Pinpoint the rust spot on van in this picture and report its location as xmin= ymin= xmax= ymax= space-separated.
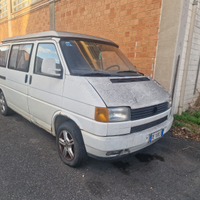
xmin=62 ymin=114 xmax=70 ymax=118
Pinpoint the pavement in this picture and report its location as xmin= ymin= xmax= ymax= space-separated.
xmin=0 ymin=112 xmax=200 ymax=200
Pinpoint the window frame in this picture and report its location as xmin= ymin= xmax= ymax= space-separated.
xmin=0 ymin=0 xmax=8 ymax=19
xmin=8 ymin=43 xmax=33 ymax=73
xmin=0 ymin=45 xmax=10 ymax=68
xmin=12 ymin=0 xmax=42 ymax=13
xmin=34 ymin=42 xmax=63 ymax=79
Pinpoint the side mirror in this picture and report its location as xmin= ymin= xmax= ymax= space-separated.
xmin=41 ymin=58 xmax=62 ymax=77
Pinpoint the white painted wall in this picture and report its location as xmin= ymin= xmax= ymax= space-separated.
xmin=183 ymin=0 xmax=200 ymax=109
xmin=174 ymin=0 xmax=200 ymax=113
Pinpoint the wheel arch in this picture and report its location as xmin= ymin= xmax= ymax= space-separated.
xmin=52 ymin=111 xmax=83 ymax=136
xmin=0 ymin=88 xmax=8 ymax=99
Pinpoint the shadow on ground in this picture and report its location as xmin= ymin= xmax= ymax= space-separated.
xmin=0 ymin=113 xmax=200 ymax=200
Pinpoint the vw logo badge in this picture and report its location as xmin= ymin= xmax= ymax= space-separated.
xmin=153 ymin=106 xmax=158 ymax=114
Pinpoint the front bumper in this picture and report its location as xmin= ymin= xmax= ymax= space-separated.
xmin=82 ymin=115 xmax=173 ymax=159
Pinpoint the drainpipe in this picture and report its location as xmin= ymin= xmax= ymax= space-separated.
xmin=178 ymin=0 xmax=198 ymax=115
xmin=49 ymin=0 xmax=55 ymax=31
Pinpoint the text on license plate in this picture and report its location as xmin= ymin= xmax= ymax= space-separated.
xmin=149 ymin=129 xmax=164 ymax=143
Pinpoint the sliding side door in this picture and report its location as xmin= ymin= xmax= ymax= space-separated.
xmin=6 ymin=43 xmax=33 ymax=120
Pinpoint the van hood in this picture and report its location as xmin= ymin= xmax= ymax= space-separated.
xmin=85 ymin=76 xmax=170 ymax=109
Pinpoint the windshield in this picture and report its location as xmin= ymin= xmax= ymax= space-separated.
xmin=60 ymin=40 xmax=140 ymax=76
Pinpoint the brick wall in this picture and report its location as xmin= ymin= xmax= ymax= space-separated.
xmin=0 ymin=0 xmax=49 ymax=40
xmin=56 ymin=0 xmax=162 ymax=76
xmin=11 ymin=6 xmax=50 ymax=37
xmin=0 ymin=22 xmax=8 ymax=41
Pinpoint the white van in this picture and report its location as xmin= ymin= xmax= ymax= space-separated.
xmin=0 ymin=31 xmax=173 ymax=167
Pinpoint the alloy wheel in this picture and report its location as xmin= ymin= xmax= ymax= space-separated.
xmin=59 ymin=130 xmax=75 ymax=161
xmin=0 ymin=94 xmax=6 ymax=113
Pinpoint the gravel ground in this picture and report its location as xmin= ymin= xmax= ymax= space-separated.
xmin=0 ymin=113 xmax=200 ymax=200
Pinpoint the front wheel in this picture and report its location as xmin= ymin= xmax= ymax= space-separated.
xmin=56 ymin=121 xmax=87 ymax=167
xmin=0 ymin=91 xmax=13 ymax=116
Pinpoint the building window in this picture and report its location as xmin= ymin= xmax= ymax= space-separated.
xmin=0 ymin=0 xmax=7 ymax=19
xmin=12 ymin=0 xmax=40 ymax=13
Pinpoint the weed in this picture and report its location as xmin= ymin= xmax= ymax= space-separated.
xmin=172 ymin=109 xmax=200 ymax=141
xmin=193 ymin=110 xmax=200 ymax=118
xmin=172 ymin=121 xmax=195 ymax=132
xmin=174 ymin=114 xmax=182 ymax=121
xmin=173 ymin=110 xmax=200 ymax=133
xmin=173 ymin=121 xmax=185 ymax=127
xmin=187 ymin=115 xmax=198 ymax=124
xmin=174 ymin=110 xmax=200 ymax=125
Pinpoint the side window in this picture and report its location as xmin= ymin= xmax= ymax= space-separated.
xmin=8 ymin=44 xmax=33 ymax=72
xmin=0 ymin=45 xmax=10 ymax=68
xmin=34 ymin=43 xmax=62 ymax=77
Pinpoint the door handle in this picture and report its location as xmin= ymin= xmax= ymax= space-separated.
xmin=29 ymin=75 xmax=32 ymax=85
xmin=25 ymin=74 xmax=28 ymax=83
xmin=0 ymin=75 xmax=6 ymax=80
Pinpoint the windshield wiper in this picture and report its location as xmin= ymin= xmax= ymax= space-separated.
xmin=117 ymin=70 xmax=144 ymax=75
xmin=81 ymin=72 xmax=111 ymax=77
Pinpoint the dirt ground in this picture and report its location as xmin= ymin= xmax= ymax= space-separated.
xmin=170 ymin=126 xmax=200 ymax=142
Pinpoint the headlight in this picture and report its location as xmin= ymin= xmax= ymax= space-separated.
xmin=168 ymin=98 xmax=172 ymax=109
xmin=95 ymin=107 xmax=131 ymax=122
xmin=108 ymin=107 xmax=131 ymax=122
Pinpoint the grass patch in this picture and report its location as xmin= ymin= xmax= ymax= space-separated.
xmin=172 ymin=121 xmax=185 ymax=128
xmin=174 ymin=110 xmax=200 ymax=126
xmin=171 ymin=109 xmax=200 ymax=142
xmin=172 ymin=121 xmax=195 ymax=132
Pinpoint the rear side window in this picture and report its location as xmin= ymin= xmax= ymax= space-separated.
xmin=34 ymin=43 xmax=62 ymax=76
xmin=8 ymin=44 xmax=33 ymax=72
xmin=0 ymin=46 xmax=10 ymax=68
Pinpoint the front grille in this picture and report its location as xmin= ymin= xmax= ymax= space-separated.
xmin=131 ymin=102 xmax=168 ymax=121
xmin=130 ymin=116 xmax=167 ymax=133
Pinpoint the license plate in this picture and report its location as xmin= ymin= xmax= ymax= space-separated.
xmin=149 ymin=129 xmax=164 ymax=143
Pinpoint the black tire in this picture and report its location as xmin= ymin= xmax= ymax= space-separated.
xmin=56 ymin=121 xmax=88 ymax=167
xmin=0 ymin=91 xmax=13 ymax=116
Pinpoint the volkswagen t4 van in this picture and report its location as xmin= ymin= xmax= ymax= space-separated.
xmin=0 ymin=31 xmax=173 ymax=167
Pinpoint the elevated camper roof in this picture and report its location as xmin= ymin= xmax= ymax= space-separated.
xmin=1 ymin=31 xmax=118 ymax=47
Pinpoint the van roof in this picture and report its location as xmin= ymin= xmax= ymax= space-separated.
xmin=2 ymin=31 xmax=118 ymax=47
